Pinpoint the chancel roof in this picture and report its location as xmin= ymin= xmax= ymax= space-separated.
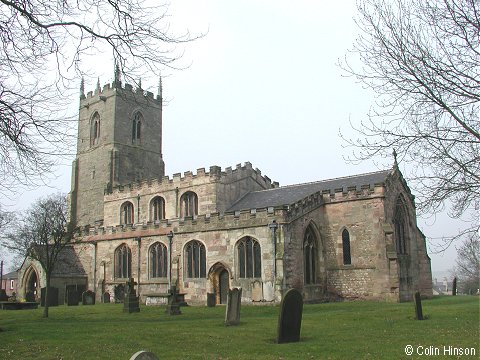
xmin=227 ymin=169 xmax=391 ymax=212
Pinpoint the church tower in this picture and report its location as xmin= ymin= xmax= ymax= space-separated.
xmin=69 ymin=69 xmax=165 ymax=228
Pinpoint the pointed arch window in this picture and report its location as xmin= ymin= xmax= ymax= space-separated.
xmin=304 ymin=226 xmax=317 ymax=284
xmin=394 ymin=198 xmax=408 ymax=255
xmin=90 ymin=112 xmax=100 ymax=146
xmin=149 ymin=242 xmax=167 ymax=278
xmin=185 ymin=240 xmax=206 ymax=278
xmin=237 ymin=236 xmax=261 ymax=278
xmin=180 ymin=191 xmax=198 ymax=217
xmin=132 ymin=112 xmax=142 ymax=144
xmin=115 ymin=244 xmax=131 ymax=279
xmin=342 ymin=229 xmax=352 ymax=265
xmin=120 ymin=201 xmax=134 ymax=225
xmin=150 ymin=196 xmax=165 ymax=222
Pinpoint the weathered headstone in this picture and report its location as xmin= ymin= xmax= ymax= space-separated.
xmin=123 ymin=278 xmax=140 ymax=313
xmin=82 ymin=290 xmax=95 ymax=305
xmin=0 ymin=289 xmax=8 ymax=301
xmin=25 ymin=291 xmax=35 ymax=302
xmin=225 ymin=288 xmax=242 ymax=326
xmin=414 ymin=291 xmax=424 ymax=320
xmin=207 ymin=292 xmax=216 ymax=307
xmin=40 ymin=287 xmax=59 ymax=307
xmin=129 ymin=351 xmax=159 ymax=360
xmin=252 ymin=280 xmax=262 ymax=302
xmin=66 ymin=289 xmax=79 ymax=306
xmin=452 ymin=277 xmax=457 ymax=296
xmin=103 ymin=291 xmax=111 ymax=303
xmin=277 ymin=288 xmax=303 ymax=343
xmin=165 ymin=285 xmax=181 ymax=315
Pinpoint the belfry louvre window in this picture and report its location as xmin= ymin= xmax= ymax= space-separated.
xmin=342 ymin=229 xmax=352 ymax=265
xmin=150 ymin=242 xmax=167 ymax=278
xmin=90 ymin=112 xmax=100 ymax=146
xmin=120 ymin=201 xmax=134 ymax=225
xmin=394 ymin=197 xmax=408 ymax=255
xmin=180 ymin=191 xmax=198 ymax=217
xmin=237 ymin=237 xmax=261 ymax=278
xmin=185 ymin=240 xmax=206 ymax=278
xmin=115 ymin=244 xmax=131 ymax=279
xmin=150 ymin=196 xmax=165 ymax=222
xmin=132 ymin=112 xmax=142 ymax=144
xmin=304 ymin=226 xmax=316 ymax=284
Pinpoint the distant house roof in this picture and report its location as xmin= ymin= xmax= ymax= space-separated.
xmin=1 ymin=271 xmax=18 ymax=279
xmin=227 ymin=169 xmax=391 ymax=212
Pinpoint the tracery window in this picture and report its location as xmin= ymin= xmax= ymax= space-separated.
xmin=115 ymin=244 xmax=131 ymax=279
xmin=180 ymin=191 xmax=198 ymax=217
xmin=149 ymin=242 xmax=167 ymax=278
xmin=150 ymin=196 xmax=165 ymax=222
xmin=342 ymin=229 xmax=352 ymax=265
xmin=120 ymin=201 xmax=134 ymax=225
xmin=394 ymin=197 xmax=408 ymax=255
xmin=304 ymin=226 xmax=317 ymax=284
xmin=132 ymin=112 xmax=142 ymax=144
xmin=90 ymin=112 xmax=100 ymax=146
xmin=237 ymin=236 xmax=261 ymax=278
xmin=185 ymin=240 xmax=206 ymax=278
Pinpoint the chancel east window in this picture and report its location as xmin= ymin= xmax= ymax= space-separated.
xmin=132 ymin=112 xmax=142 ymax=144
xmin=115 ymin=244 xmax=131 ymax=279
xmin=120 ymin=201 xmax=134 ymax=225
xmin=149 ymin=242 xmax=167 ymax=278
xmin=304 ymin=226 xmax=317 ymax=284
xmin=237 ymin=237 xmax=261 ymax=278
xmin=342 ymin=229 xmax=352 ymax=265
xmin=90 ymin=112 xmax=100 ymax=146
xmin=150 ymin=196 xmax=165 ymax=222
xmin=180 ymin=191 xmax=198 ymax=217
xmin=185 ymin=240 xmax=206 ymax=278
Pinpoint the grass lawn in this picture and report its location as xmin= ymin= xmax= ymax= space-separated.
xmin=0 ymin=296 xmax=478 ymax=359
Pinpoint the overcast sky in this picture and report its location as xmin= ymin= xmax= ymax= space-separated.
xmin=4 ymin=1 xmax=462 ymax=275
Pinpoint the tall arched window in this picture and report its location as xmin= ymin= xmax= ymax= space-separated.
xmin=120 ymin=201 xmax=134 ymax=225
xmin=237 ymin=236 xmax=261 ymax=278
xmin=304 ymin=226 xmax=317 ymax=284
xmin=150 ymin=196 xmax=165 ymax=222
xmin=394 ymin=197 xmax=408 ymax=255
xmin=132 ymin=112 xmax=142 ymax=144
xmin=185 ymin=240 xmax=206 ymax=278
xmin=149 ymin=242 xmax=167 ymax=278
xmin=342 ymin=229 xmax=352 ymax=265
xmin=90 ymin=112 xmax=100 ymax=146
xmin=180 ymin=191 xmax=198 ymax=217
xmin=115 ymin=244 xmax=131 ymax=279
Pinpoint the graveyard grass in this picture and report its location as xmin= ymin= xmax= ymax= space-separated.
xmin=0 ymin=296 xmax=478 ymax=359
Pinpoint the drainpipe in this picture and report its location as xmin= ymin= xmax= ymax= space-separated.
xmin=175 ymin=187 xmax=179 ymax=217
xmin=93 ymin=242 xmax=97 ymax=295
xmin=268 ymin=220 xmax=278 ymax=284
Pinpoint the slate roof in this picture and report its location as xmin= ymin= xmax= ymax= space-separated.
xmin=227 ymin=169 xmax=391 ymax=212
xmin=1 ymin=271 xmax=17 ymax=279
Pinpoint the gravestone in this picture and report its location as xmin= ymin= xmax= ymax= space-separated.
xmin=123 ymin=278 xmax=140 ymax=313
xmin=129 ymin=351 xmax=159 ymax=360
xmin=40 ymin=287 xmax=59 ymax=307
xmin=165 ymin=285 xmax=181 ymax=315
xmin=0 ymin=289 xmax=8 ymax=301
xmin=225 ymin=288 xmax=242 ymax=326
xmin=414 ymin=291 xmax=424 ymax=320
xmin=66 ymin=289 xmax=79 ymax=306
xmin=103 ymin=291 xmax=111 ymax=303
xmin=252 ymin=280 xmax=262 ymax=302
xmin=25 ymin=291 xmax=35 ymax=302
xmin=452 ymin=277 xmax=457 ymax=296
xmin=207 ymin=292 xmax=216 ymax=307
xmin=82 ymin=290 xmax=95 ymax=305
xmin=277 ymin=288 xmax=303 ymax=344
xmin=114 ymin=284 xmax=125 ymax=303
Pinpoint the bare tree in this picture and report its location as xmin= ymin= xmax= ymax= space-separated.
xmin=4 ymin=193 xmax=72 ymax=317
xmin=0 ymin=0 xmax=197 ymax=197
xmin=454 ymin=232 xmax=480 ymax=294
xmin=340 ymin=0 xmax=479 ymax=241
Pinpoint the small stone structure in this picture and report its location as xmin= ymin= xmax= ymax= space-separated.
xmin=82 ymin=290 xmax=95 ymax=305
xmin=41 ymin=287 xmax=59 ymax=307
xmin=277 ymin=288 xmax=303 ymax=343
xmin=225 ymin=288 xmax=242 ymax=326
xmin=102 ymin=291 xmax=111 ymax=303
xmin=66 ymin=289 xmax=79 ymax=306
xmin=129 ymin=351 xmax=159 ymax=360
xmin=123 ymin=278 xmax=140 ymax=313
xmin=414 ymin=291 xmax=424 ymax=320
xmin=165 ymin=285 xmax=181 ymax=315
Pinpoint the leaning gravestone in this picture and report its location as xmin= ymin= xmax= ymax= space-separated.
xmin=452 ymin=277 xmax=457 ymax=296
xmin=66 ymin=289 xmax=79 ymax=306
xmin=129 ymin=351 xmax=159 ymax=360
xmin=207 ymin=292 xmax=216 ymax=307
xmin=40 ymin=287 xmax=59 ymax=307
xmin=225 ymin=288 xmax=242 ymax=326
xmin=103 ymin=291 xmax=111 ymax=303
xmin=277 ymin=288 xmax=303 ymax=343
xmin=414 ymin=291 xmax=424 ymax=320
xmin=82 ymin=290 xmax=95 ymax=305
xmin=123 ymin=278 xmax=140 ymax=313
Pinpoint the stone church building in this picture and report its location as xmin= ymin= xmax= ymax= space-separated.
xmin=17 ymin=74 xmax=433 ymax=305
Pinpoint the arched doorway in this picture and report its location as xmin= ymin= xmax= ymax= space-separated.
xmin=24 ymin=267 xmax=39 ymax=300
xmin=208 ymin=263 xmax=230 ymax=305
